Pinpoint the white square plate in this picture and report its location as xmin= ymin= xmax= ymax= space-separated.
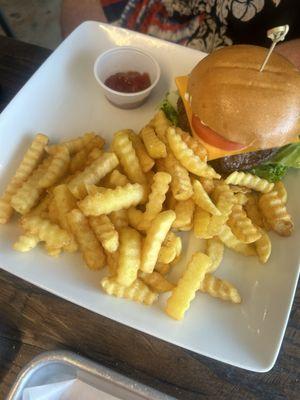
xmin=0 ymin=22 xmax=299 ymax=372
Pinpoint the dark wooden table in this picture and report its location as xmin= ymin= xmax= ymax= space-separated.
xmin=0 ymin=36 xmax=299 ymax=400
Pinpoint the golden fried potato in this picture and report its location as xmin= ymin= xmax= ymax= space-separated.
xmin=67 ymin=209 xmax=105 ymax=269
xmin=52 ymin=184 xmax=78 ymax=252
xmin=128 ymin=131 xmax=155 ymax=172
xmin=106 ymin=250 xmax=119 ymax=277
xmin=47 ymin=132 xmax=95 ymax=155
xmin=198 ymin=177 xmax=215 ymax=195
xmin=110 ymin=209 xmax=128 ymax=231
xmin=141 ymin=210 xmax=176 ymax=273
xmin=89 ymin=215 xmax=119 ymax=253
xmin=258 ymin=189 xmax=293 ymax=236
xmin=225 ymin=171 xmax=274 ymax=193
xmin=78 ymin=183 xmax=145 ymax=216
xmin=141 ymin=126 xmax=167 ymax=159
xmin=127 ymin=207 xmax=143 ymax=230
xmin=206 ymin=237 xmax=224 ymax=273
xmin=166 ymin=252 xmax=212 ymax=320
xmin=150 ymin=110 xmax=170 ymax=144
xmin=154 ymin=262 xmax=170 ymax=275
xmin=218 ymin=225 xmax=256 ymax=256
xmin=21 ymin=215 xmax=71 ymax=249
xmin=68 ymin=152 xmax=119 ymax=199
xmin=0 ymin=134 xmax=48 ymax=223
xmin=244 ymin=193 xmax=264 ymax=228
xmin=69 ymin=148 xmax=88 ymax=173
xmin=274 ymin=181 xmax=287 ymax=204
xmin=105 ymin=169 xmax=129 ymax=188
xmin=167 ymin=127 xmax=219 ymax=179
xmin=193 ymin=207 xmax=211 ymax=239
xmin=255 ymin=228 xmax=271 ymax=264
xmin=177 ymin=128 xmax=207 ymax=161
xmin=157 ymin=245 xmax=176 ymax=264
xmin=192 ymin=179 xmax=221 ymax=215
xmin=11 ymin=157 xmax=51 ymax=215
xmin=112 ymin=129 xmax=146 ymax=184
xmin=116 ymin=227 xmax=142 ymax=286
xmin=13 ymin=234 xmax=40 ymax=252
xmin=164 ymin=152 xmax=193 ymax=201
xmin=200 ymin=274 xmax=241 ymax=304
xmin=138 ymin=172 xmax=171 ymax=230
xmin=227 ymin=204 xmax=262 ymax=243
xmin=172 ymin=198 xmax=195 ymax=230
xmin=101 ymin=277 xmax=157 ymax=305
xmin=38 ymin=146 xmax=70 ymax=188
xmin=139 ymin=271 xmax=174 ymax=293
xmin=86 ymin=147 xmax=103 ymax=165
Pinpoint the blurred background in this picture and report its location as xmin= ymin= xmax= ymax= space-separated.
xmin=0 ymin=0 xmax=61 ymax=49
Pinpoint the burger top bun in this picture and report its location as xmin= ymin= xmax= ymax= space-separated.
xmin=188 ymin=45 xmax=300 ymax=149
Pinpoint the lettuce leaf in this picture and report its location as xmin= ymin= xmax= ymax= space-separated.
xmin=250 ymin=142 xmax=300 ymax=182
xmin=160 ymin=92 xmax=179 ymax=126
xmin=250 ymin=164 xmax=288 ymax=182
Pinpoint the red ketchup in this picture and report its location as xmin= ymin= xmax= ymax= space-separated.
xmin=105 ymin=71 xmax=151 ymax=93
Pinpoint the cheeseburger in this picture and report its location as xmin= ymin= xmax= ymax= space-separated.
xmin=170 ymin=45 xmax=300 ymax=180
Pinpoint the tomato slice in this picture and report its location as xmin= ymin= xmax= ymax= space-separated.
xmin=192 ymin=115 xmax=247 ymax=151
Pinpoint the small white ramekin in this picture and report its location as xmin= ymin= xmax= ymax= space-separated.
xmin=94 ymin=46 xmax=160 ymax=109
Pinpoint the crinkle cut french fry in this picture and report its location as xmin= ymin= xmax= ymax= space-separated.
xmin=38 ymin=146 xmax=70 ymax=188
xmin=128 ymin=131 xmax=155 ymax=172
xmin=138 ymin=172 xmax=171 ymax=230
xmin=192 ymin=179 xmax=221 ymax=215
xmin=44 ymin=244 xmax=62 ymax=257
xmin=193 ymin=207 xmax=211 ymax=239
xmin=255 ymin=228 xmax=271 ymax=264
xmin=139 ymin=271 xmax=174 ymax=293
xmin=105 ymin=170 xmax=129 ymax=188
xmin=227 ymin=204 xmax=262 ymax=244
xmin=164 ymin=152 xmax=193 ymax=201
xmin=106 ymin=250 xmax=119 ymax=277
xmin=141 ymin=126 xmax=167 ymax=159
xmin=234 ymin=192 xmax=248 ymax=205
xmin=84 ymin=135 xmax=105 ymax=153
xmin=47 ymin=132 xmax=96 ymax=155
xmin=89 ymin=215 xmax=119 ymax=253
xmin=78 ymin=183 xmax=145 ymax=216
xmin=141 ymin=210 xmax=176 ymax=273
xmin=244 ymin=193 xmax=264 ymax=228
xmin=112 ymin=130 xmax=146 ymax=184
xmin=101 ymin=277 xmax=157 ymax=305
xmin=150 ymin=110 xmax=170 ymax=144
xmin=11 ymin=157 xmax=51 ymax=215
xmin=52 ymin=184 xmax=78 ymax=252
xmin=68 ymin=152 xmax=119 ymax=199
xmin=47 ymin=198 xmax=60 ymax=224
xmin=0 ymin=133 xmax=48 ymax=224
xmin=27 ymin=193 xmax=52 ymax=218
xmin=218 ymin=225 xmax=256 ymax=256
xmin=206 ymin=237 xmax=224 ymax=273
xmin=274 ymin=181 xmax=287 ymax=204
xmin=164 ymin=231 xmax=182 ymax=257
xmin=258 ymin=189 xmax=293 ymax=236
xmin=172 ymin=199 xmax=195 ymax=230
xmin=207 ymin=183 xmax=236 ymax=236
xmin=127 ymin=207 xmax=143 ymax=230
xmin=177 ymin=128 xmax=207 ymax=161
xmin=21 ymin=215 xmax=71 ymax=249
xmin=158 ymin=245 xmax=176 ymax=263
xmin=200 ymin=274 xmax=241 ymax=304
xmin=225 ymin=171 xmax=274 ymax=193
xmin=69 ymin=148 xmax=87 ymax=173
xmin=110 ymin=209 xmax=128 ymax=231
xmin=13 ymin=234 xmax=40 ymax=252
xmin=86 ymin=147 xmax=103 ymax=165
xmin=116 ymin=227 xmax=142 ymax=286
xmin=166 ymin=252 xmax=212 ymax=320
xmin=67 ymin=209 xmax=105 ymax=270
xmin=154 ymin=262 xmax=170 ymax=275
xmin=199 ymin=177 xmax=215 ymax=194
xmin=167 ymin=127 xmax=220 ymax=179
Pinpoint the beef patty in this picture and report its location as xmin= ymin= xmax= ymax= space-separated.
xmin=177 ymin=97 xmax=277 ymax=175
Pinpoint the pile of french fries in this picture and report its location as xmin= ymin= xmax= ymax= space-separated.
xmin=0 ymin=110 xmax=294 ymax=320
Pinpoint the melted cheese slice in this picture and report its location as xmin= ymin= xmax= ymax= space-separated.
xmin=175 ymin=76 xmax=299 ymax=161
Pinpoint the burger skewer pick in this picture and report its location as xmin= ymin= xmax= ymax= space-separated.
xmin=259 ymin=25 xmax=289 ymax=72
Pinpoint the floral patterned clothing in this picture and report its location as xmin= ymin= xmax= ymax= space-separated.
xmin=102 ymin=0 xmax=300 ymax=52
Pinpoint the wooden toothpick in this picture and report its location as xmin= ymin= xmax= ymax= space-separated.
xmin=259 ymin=25 xmax=289 ymax=72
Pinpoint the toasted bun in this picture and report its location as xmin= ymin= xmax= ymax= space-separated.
xmin=188 ymin=45 xmax=300 ymax=149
